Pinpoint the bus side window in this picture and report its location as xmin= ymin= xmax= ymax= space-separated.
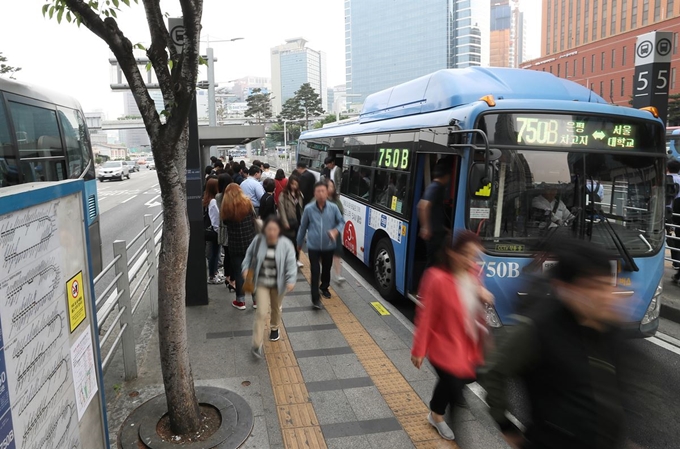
xmin=8 ymin=101 xmax=66 ymax=183
xmin=0 ymin=100 xmax=19 ymax=187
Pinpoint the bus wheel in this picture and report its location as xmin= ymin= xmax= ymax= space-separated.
xmin=373 ymin=238 xmax=396 ymax=300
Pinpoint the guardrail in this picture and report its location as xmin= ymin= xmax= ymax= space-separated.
xmin=93 ymin=212 xmax=162 ymax=380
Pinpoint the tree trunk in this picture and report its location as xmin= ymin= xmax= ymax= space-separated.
xmin=154 ymin=128 xmax=201 ymax=435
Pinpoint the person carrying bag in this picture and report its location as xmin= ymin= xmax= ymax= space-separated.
xmin=242 ymin=217 xmax=297 ymax=359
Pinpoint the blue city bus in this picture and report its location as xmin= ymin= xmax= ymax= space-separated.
xmin=0 ymin=77 xmax=103 ymax=274
xmin=299 ymin=67 xmax=666 ymax=336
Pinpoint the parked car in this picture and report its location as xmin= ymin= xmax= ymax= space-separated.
xmin=126 ymin=161 xmax=138 ymax=173
xmin=98 ymin=161 xmax=130 ymax=181
xmin=147 ymin=158 xmax=156 ymax=170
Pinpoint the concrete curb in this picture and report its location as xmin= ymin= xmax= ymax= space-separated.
xmin=661 ymin=302 xmax=680 ymax=324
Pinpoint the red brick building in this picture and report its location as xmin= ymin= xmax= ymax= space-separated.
xmin=522 ymin=10 xmax=680 ymax=107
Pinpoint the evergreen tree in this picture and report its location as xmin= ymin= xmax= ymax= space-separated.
xmin=244 ymin=88 xmax=272 ymax=123
xmin=295 ymin=83 xmax=324 ymax=129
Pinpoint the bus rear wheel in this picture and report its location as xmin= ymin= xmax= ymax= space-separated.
xmin=373 ymin=238 xmax=396 ymax=300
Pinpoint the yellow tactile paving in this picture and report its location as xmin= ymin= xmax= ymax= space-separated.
xmin=263 ymin=306 xmax=327 ymax=449
xmin=282 ymin=427 xmax=328 ymax=449
xmin=298 ymin=253 xmax=458 ymax=448
xmin=277 ymin=403 xmax=319 ymax=428
xmin=273 ymin=383 xmax=311 ymax=405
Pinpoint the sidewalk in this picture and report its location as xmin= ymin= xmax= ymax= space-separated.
xmin=106 ymin=254 xmax=510 ymax=449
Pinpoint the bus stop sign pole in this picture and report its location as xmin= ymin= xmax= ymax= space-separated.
xmin=632 ymin=31 xmax=673 ymax=125
xmin=169 ymin=17 xmax=209 ymax=306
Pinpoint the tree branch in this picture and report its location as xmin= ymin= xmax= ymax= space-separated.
xmin=141 ymin=0 xmax=175 ymax=110
xmin=62 ymin=0 xmax=161 ymax=137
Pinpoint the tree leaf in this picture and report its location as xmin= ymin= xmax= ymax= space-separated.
xmin=112 ymin=0 xmax=119 ymax=7
xmin=145 ymin=61 xmax=152 ymax=72
xmin=103 ymin=9 xmax=109 ymax=17
xmin=168 ymin=59 xmax=174 ymax=70
xmin=134 ymin=43 xmax=146 ymax=51
xmin=66 ymin=11 xmax=72 ymax=22
xmin=49 ymin=5 xmax=55 ymax=19
xmin=198 ymin=56 xmax=207 ymax=66
xmin=110 ymin=8 xmax=117 ymax=18
xmin=57 ymin=8 xmax=64 ymax=23
xmin=122 ymin=0 xmax=130 ymax=5
xmin=42 ymin=4 xmax=49 ymax=17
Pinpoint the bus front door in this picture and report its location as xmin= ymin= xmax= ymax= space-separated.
xmin=407 ymin=153 xmax=459 ymax=300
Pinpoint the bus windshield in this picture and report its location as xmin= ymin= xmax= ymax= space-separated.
xmin=470 ymin=149 xmax=665 ymax=256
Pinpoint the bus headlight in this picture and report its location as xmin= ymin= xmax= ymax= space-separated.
xmin=485 ymin=304 xmax=502 ymax=328
xmin=641 ymin=283 xmax=662 ymax=325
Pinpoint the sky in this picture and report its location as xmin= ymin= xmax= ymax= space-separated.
xmin=0 ymin=0 xmax=542 ymax=118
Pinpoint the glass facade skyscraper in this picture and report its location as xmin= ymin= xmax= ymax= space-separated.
xmin=271 ymin=38 xmax=327 ymax=115
xmin=345 ymin=0 xmax=489 ymax=107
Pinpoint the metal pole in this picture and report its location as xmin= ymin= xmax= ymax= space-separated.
xmin=207 ymin=47 xmax=216 ymax=127
xmin=143 ymin=214 xmax=158 ymax=319
xmin=113 ymin=240 xmax=138 ymax=380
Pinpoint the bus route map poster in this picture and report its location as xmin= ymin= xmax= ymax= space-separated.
xmin=0 ymin=198 xmax=83 ymax=449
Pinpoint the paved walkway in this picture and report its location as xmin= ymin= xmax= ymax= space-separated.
xmin=106 ymin=253 xmax=510 ymax=448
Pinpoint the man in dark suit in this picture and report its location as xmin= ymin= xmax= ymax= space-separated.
xmin=296 ymin=162 xmax=317 ymax=207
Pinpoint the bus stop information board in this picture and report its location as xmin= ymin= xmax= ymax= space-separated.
xmin=633 ymin=31 xmax=673 ymax=124
xmin=0 ymin=181 xmax=107 ymax=448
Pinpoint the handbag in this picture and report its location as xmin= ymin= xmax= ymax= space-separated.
xmin=242 ymin=235 xmax=262 ymax=294
xmin=252 ymin=208 xmax=263 ymax=233
xmin=204 ymin=208 xmax=218 ymax=242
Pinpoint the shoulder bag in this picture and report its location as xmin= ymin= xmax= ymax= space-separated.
xmin=242 ymin=234 xmax=262 ymax=294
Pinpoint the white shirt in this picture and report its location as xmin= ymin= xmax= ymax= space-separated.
xmin=532 ymin=195 xmax=573 ymax=226
xmin=208 ymin=198 xmax=220 ymax=231
xmin=260 ymin=170 xmax=275 ymax=181
xmin=586 ymin=180 xmax=605 ymax=200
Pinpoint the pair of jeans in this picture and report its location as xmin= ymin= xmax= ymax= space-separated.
xmin=208 ymin=240 xmax=221 ymax=278
xmin=252 ymin=286 xmax=285 ymax=348
xmin=308 ymin=250 xmax=334 ymax=304
xmin=429 ymin=363 xmax=466 ymax=417
xmin=230 ymin=253 xmax=246 ymax=299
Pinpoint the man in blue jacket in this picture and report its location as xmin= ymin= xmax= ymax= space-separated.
xmin=297 ymin=181 xmax=345 ymax=308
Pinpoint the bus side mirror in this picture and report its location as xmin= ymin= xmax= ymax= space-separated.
xmin=469 ymin=163 xmax=493 ymax=199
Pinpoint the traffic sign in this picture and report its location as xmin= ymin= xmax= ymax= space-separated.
xmin=168 ymin=17 xmax=185 ymax=54
xmin=633 ymin=31 xmax=674 ymax=124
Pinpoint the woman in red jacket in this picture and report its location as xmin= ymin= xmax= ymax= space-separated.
xmin=274 ymin=169 xmax=288 ymax=205
xmin=411 ymin=230 xmax=493 ymax=441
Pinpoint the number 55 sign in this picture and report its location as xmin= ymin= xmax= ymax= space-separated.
xmin=633 ymin=31 xmax=673 ymax=124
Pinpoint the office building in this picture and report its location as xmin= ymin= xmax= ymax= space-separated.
xmin=522 ymin=13 xmax=680 ymax=107
xmin=345 ymin=0 xmax=489 ymax=108
xmin=271 ymin=38 xmax=327 ymax=115
xmin=231 ymin=76 xmax=271 ymax=102
xmin=119 ymin=90 xmax=164 ymax=149
xmin=541 ymin=0 xmax=680 ymax=56
xmin=490 ymin=0 xmax=526 ymax=67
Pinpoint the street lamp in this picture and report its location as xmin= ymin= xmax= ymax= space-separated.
xmin=200 ymin=36 xmax=245 ymax=126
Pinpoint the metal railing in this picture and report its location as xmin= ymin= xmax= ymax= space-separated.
xmin=93 ymin=212 xmax=162 ymax=380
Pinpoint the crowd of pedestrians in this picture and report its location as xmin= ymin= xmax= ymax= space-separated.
xmin=203 ymin=154 xmax=632 ymax=448
xmin=202 ymin=156 xmax=346 ymax=356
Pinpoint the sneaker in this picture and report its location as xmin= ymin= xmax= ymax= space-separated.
xmin=334 ymin=276 xmax=346 ymax=285
xmin=312 ymin=300 xmax=324 ymax=310
xmin=427 ymin=412 xmax=455 ymax=441
xmin=252 ymin=345 xmax=263 ymax=359
xmin=253 ymin=299 xmax=258 ymax=309
xmin=269 ymin=329 xmax=280 ymax=341
xmin=320 ymin=289 xmax=332 ymax=299
xmin=208 ymin=277 xmax=221 ymax=284
xmin=232 ymin=300 xmax=246 ymax=310
xmin=297 ymin=261 xmax=304 ymax=268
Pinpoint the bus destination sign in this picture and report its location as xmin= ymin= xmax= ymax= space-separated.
xmin=377 ymin=148 xmax=410 ymax=170
xmin=515 ymin=116 xmax=638 ymax=149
